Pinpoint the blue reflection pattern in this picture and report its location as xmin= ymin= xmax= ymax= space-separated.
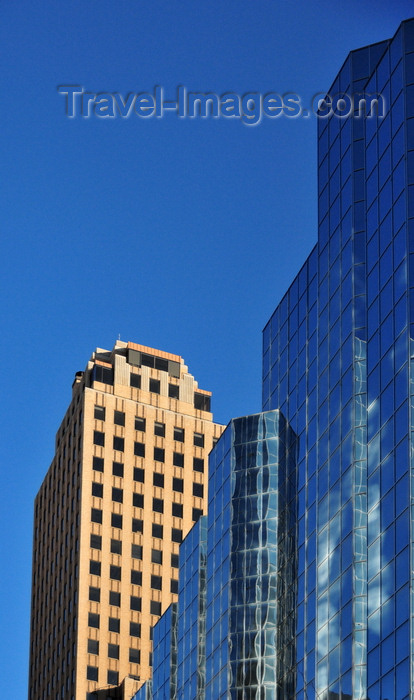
xmin=205 ymin=411 xmax=297 ymax=699
xmin=133 ymin=410 xmax=297 ymax=700
xmin=262 ymin=17 xmax=414 ymax=700
xmin=133 ymin=680 xmax=152 ymax=700
xmin=176 ymin=517 xmax=207 ymax=699
xmin=153 ymin=604 xmax=177 ymax=700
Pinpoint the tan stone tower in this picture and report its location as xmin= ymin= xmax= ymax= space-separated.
xmin=28 ymin=340 xmax=224 ymax=700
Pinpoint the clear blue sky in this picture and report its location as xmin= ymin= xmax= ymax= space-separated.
xmin=0 ymin=1 xmax=412 ymax=695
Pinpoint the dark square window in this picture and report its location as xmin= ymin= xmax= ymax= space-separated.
xmin=92 ymin=456 xmax=104 ymax=472
xmin=90 ymin=534 xmax=102 ymax=550
xmin=134 ymin=441 xmax=145 ymax=457
xmin=134 ymin=467 xmax=144 ymax=483
xmin=154 ymin=447 xmax=165 ymax=462
xmin=110 ymin=565 xmax=121 ymax=581
xmin=131 ymin=570 xmax=142 ymax=585
xmin=153 ymin=472 xmax=164 ymax=487
xmin=112 ymin=487 xmax=123 ymax=503
xmin=152 ymin=523 xmax=163 ymax=539
xmin=149 ymin=379 xmax=160 ymax=394
xmin=112 ymin=461 xmax=124 ymax=477
xmin=168 ymin=384 xmax=179 ymax=399
xmin=193 ymin=458 xmax=204 ymax=473
xmin=91 ymin=508 xmax=102 ymax=524
xmin=150 ymin=600 xmax=161 ymax=616
xmin=170 ymin=579 xmax=178 ymax=594
xmin=154 ymin=422 xmax=165 ymax=437
xmin=93 ymin=365 xmax=114 ymax=386
xmin=111 ymin=513 xmax=123 ymax=529
xmin=151 ymin=548 xmax=163 ymax=564
xmin=171 ymin=553 xmax=179 ymax=568
xmin=107 ymin=670 xmax=118 ymax=686
xmin=135 ymin=416 xmax=146 ymax=432
xmin=132 ymin=493 xmax=144 ymax=508
xmin=108 ymin=618 xmax=120 ymax=633
xmin=132 ymin=518 xmax=143 ymax=533
xmin=173 ymin=452 xmax=184 ymax=468
xmin=130 ymin=622 xmax=141 ymax=638
xmin=172 ymin=528 xmax=183 ymax=543
xmin=110 ymin=539 xmax=122 ymax=555
xmin=87 ymin=665 xmax=98 ymax=681
xmin=94 ymin=406 xmax=105 ymax=420
xmin=133 ymin=493 xmax=144 ymax=508
xmin=194 ymin=393 xmax=210 ymax=412
xmin=173 ymin=477 xmax=183 ymax=493
xmin=152 ymin=497 xmax=164 ymax=513
xmin=114 ymin=410 xmax=125 ymax=426
xmin=193 ymin=432 xmax=204 ymax=447
xmin=213 ymin=436 xmax=219 ymax=447
xmin=89 ymin=586 xmax=100 ymax=602
xmin=131 ymin=544 xmax=143 ymax=559
xmin=88 ymin=613 xmax=100 ymax=629
xmin=130 ymin=595 xmax=142 ymax=611
xmin=93 ymin=431 xmax=105 ymax=447
xmin=87 ymin=639 xmax=99 ymax=655
xmin=151 ymin=575 xmax=162 ymax=590
xmin=109 ymin=591 xmax=121 ymax=607
xmin=155 ymin=357 xmax=168 ymax=371
xmin=129 ymin=648 xmax=140 ymax=664
xmin=172 ymin=503 xmax=183 ymax=518
xmin=174 ymin=427 xmax=184 ymax=442
xmin=108 ymin=643 xmax=119 ymax=659
xmin=92 ymin=482 xmax=103 ymax=498
xmin=89 ymin=560 xmax=101 ymax=576
xmin=130 ymin=373 xmax=141 ymax=389
xmin=141 ymin=353 xmax=154 ymax=368
xmin=173 ymin=427 xmax=185 ymax=442
xmin=193 ymin=483 xmax=204 ymax=498
xmin=113 ymin=436 xmax=124 ymax=452
xmin=193 ymin=507 xmax=203 ymax=522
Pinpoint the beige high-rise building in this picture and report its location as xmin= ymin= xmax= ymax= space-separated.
xmin=29 ymin=340 xmax=224 ymax=700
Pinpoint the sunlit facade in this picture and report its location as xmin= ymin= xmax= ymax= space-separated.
xmin=28 ymin=340 xmax=224 ymax=700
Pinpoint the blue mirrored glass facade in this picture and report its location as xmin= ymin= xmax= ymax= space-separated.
xmin=262 ymin=17 xmax=414 ymax=700
xmin=151 ymin=604 xmax=177 ymax=700
xmin=134 ymin=604 xmax=177 ymax=700
xmin=135 ymin=18 xmax=414 ymax=700
xmin=133 ymin=680 xmax=152 ymax=700
xmin=206 ymin=411 xmax=297 ymax=699
xmin=134 ymin=410 xmax=296 ymax=700
xmin=176 ymin=516 xmax=207 ymax=699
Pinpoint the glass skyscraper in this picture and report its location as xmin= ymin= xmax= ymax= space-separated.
xmin=205 ymin=411 xmax=297 ymax=699
xmin=135 ymin=410 xmax=297 ymax=700
xmin=263 ymin=17 xmax=414 ymax=700
xmin=134 ymin=17 xmax=414 ymax=700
